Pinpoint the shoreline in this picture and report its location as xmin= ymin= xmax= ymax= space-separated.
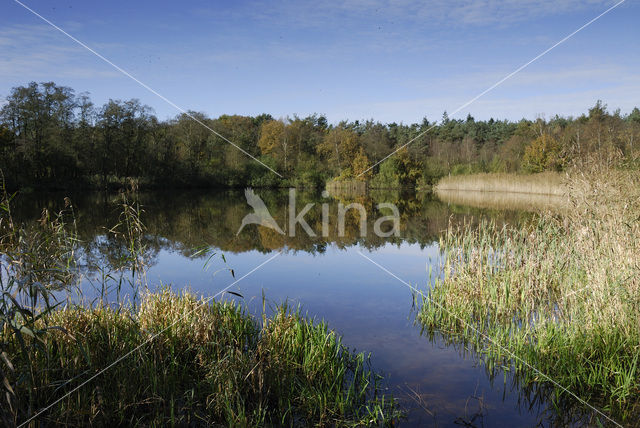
xmin=433 ymin=172 xmax=566 ymax=196
xmin=434 ymin=187 xmax=568 ymax=212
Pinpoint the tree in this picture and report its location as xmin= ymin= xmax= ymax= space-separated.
xmin=74 ymin=93 xmax=96 ymax=175
xmin=351 ymin=148 xmax=371 ymax=180
xmin=317 ymin=126 xmax=361 ymax=176
xmin=97 ymin=99 xmax=154 ymax=180
xmin=623 ymin=108 xmax=640 ymax=155
xmin=214 ymin=115 xmax=261 ymax=179
xmin=0 ymin=82 xmax=77 ymax=182
xmin=587 ymin=100 xmax=607 ymax=153
xmin=258 ymin=119 xmax=291 ymax=172
xmin=171 ymin=111 xmax=212 ymax=176
xmin=522 ymin=134 xmax=563 ymax=173
xmin=360 ymin=121 xmax=392 ymax=165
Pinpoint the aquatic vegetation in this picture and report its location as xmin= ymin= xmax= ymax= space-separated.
xmin=434 ymin=171 xmax=566 ymax=195
xmin=434 ymin=187 xmax=568 ymax=212
xmin=420 ymin=165 xmax=640 ymax=425
xmin=3 ymin=289 xmax=399 ymax=426
xmin=0 ymin=186 xmax=400 ymax=426
xmin=0 ymin=178 xmax=80 ymax=426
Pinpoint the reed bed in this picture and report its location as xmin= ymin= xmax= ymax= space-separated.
xmin=420 ymin=165 xmax=640 ymax=425
xmin=0 ymin=185 xmax=399 ymax=426
xmin=435 ymin=188 xmax=568 ymax=212
xmin=3 ymin=289 xmax=399 ymax=426
xmin=434 ymin=172 xmax=566 ymax=195
xmin=325 ymin=179 xmax=368 ymax=198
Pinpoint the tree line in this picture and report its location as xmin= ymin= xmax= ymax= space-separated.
xmin=1 ymin=81 xmax=639 ymax=190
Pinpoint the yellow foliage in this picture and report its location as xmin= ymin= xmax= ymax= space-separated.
xmin=522 ymin=134 xmax=562 ymax=173
xmin=258 ymin=120 xmax=285 ymax=156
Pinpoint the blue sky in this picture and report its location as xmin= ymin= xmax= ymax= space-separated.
xmin=1 ymin=0 xmax=638 ymax=123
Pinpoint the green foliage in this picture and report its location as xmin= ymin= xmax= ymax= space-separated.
xmin=292 ymin=156 xmax=327 ymax=189
xmin=370 ymin=158 xmax=401 ymax=189
xmin=1 ymin=81 xmax=639 ymax=190
xmin=0 ymin=189 xmax=401 ymax=425
xmin=450 ymin=163 xmax=482 ymax=176
xmin=0 ymin=179 xmax=79 ymax=425
xmin=3 ymin=290 xmax=400 ymax=426
xmin=420 ymin=157 xmax=448 ymax=186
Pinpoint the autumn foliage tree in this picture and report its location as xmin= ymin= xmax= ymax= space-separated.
xmin=258 ymin=120 xmax=291 ymax=172
xmin=1 ymin=82 xmax=639 ymax=190
xmin=522 ymin=134 xmax=563 ymax=173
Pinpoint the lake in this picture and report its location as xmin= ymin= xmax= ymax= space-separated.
xmin=12 ymin=188 xmax=582 ymax=427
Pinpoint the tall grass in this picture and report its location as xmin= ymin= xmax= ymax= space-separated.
xmin=5 ymin=289 xmax=400 ymax=426
xmin=1 ymin=186 xmax=400 ymax=426
xmin=434 ymin=171 xmax=565 ymax=195
xmin=0 ymin=177 xmax=80 ymax=425
xmin=326 ymin=179 xmax=368 ymax=198
xmin=435 ymin=188 xmax=568 ymax=212
xmin=95 ymin=193 xmax=148 ymax=306
xmin=420 ymin=163 xmax=640 ymax=425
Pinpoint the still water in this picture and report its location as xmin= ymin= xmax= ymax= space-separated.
xmin=13 ymin=189 xmax=576 ymax=427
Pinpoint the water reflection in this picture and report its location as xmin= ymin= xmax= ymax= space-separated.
xmin=12 ymin=188 xmax=530 ymax=257
xmin=418 ymin=325 xmax=599 ymax=427
xmin=12 ymin=189 xmax=575 ymax=427
xmin=435 ymin=188 xmax=568 ymax=212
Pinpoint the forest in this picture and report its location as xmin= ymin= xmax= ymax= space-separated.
xmin=1 ymin=81 xmax=639 ymax=190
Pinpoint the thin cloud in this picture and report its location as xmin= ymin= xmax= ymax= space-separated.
xmin=224 ymin=0 xmax=618 ymax=29
xmin=0 ymin=22 xmax=121 ymax=82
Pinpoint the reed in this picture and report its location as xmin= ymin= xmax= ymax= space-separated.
xmin=435 ymin=188 xmax=568 ymax=212
xmin=0 ymin=175 xmax=81 ymax=426
xmin=3 ymin=289 xmax=399 ymax=426
xmin=325 ymin=178 xmax=368 ymax=198
xmin=1 ymin=185 xmax=400 ymax=426
xmin=434 ymin=171 xmax=566 ymax=195
xmin=420 ymin=164 xmax=640 ymax=424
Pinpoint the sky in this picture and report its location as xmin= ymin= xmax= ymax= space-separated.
xmin=1 ymin=0 xmax=639 ymax=124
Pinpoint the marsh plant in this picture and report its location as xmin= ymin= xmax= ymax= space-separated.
xmin=420 ymin=160 xmax=640 ymax=425
xmin=0 ymin=180 xmax=79 ymax=425
xmin=86 ymin=193 xmax=149 ymax=306
xmin=0 ymin=185 xmax=400 ymax=426
xmin=3 ymin=288 xmax=401 ymax=426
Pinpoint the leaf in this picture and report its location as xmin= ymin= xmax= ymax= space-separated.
xmin=190 ymin=245 xmax=213 ymax=259
xmin=34 ymin=300 xmax=64 ymax=322
xmin=225 ymin=291 xmax=243 ymax=298
xmin=2 ymin=377 xmax=14 ymax=396
xmin=5 ymin=391 xmax=13 ymax=412
xmin=76 ymin=341 xmax=91 ymax=365
xmin=45 ymin=325 xmax=73 ymax=339
xmin=3 ymin=292 xmax=34 ymax=318
xmin=0 ymin=353 xmax=13 ymax=372
xmin=10 ymin=320 xmax=35 ymax=338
